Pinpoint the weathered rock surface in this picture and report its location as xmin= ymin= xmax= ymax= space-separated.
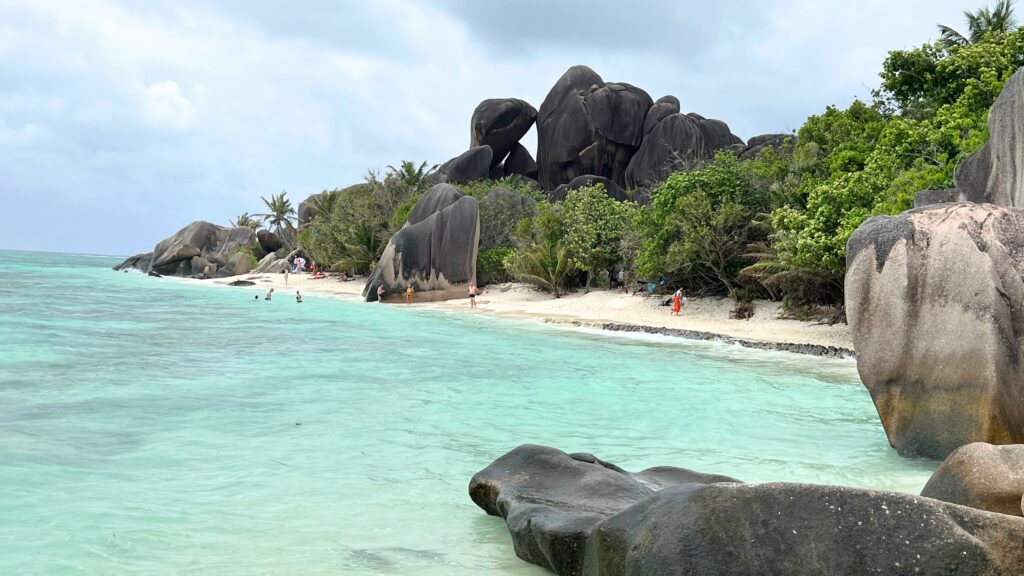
xmin=470 ymin=98 xmax=537 ymax=169
xmin=956 ymin=67 xmax=1024 ymax=206
xmin=550 ymin=175 xmax=628 ymax=203
xmin=624 ymin=113 xmax=707 ymax=189
xmin=469 ymin=445 xmax=739 ymax=575
xmin=504 ymin=142 xmax=539 ymax=179
xmin=257 ymin=229 xmax=283 ymax=255
xmin=112 ymin=252 xmax=152 ymax=272
xmin=363 ymin=184 xmax=479 ymax=302
xmin=736 ymin=132 xmax=793 ymax=160
xmin=585 ymin=482 xmax=1024 ymax=576
xmin=116 ymin=221 xmax=256 ymax=277
xmin=845 ymin=203 xmax=1024 ymax=458
xmin=472 ymin=445 xmax=1024 ymax=576
xmin=536 ymin=66 xmax=654 ymax=191
xmin=914 ymin=188 xmax=959 ymax=207
xmin=438 ymin=146 xmax=493 ymax=184
xmin=922 ymin=442 xmax=1024 ymax=517
xmin=642 ymin=96 xmax=680 ymax=136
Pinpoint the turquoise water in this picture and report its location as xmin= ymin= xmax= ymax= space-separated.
xmin=0 ymin=250 xmax=936 ymax=575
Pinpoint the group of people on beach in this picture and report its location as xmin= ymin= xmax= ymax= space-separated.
xmin=373 ymin=282 xmax=480 ymax=307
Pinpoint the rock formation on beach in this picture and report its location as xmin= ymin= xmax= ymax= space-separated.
xmin=848 ymin=68 xmax=1024 ymax=460
xmin=363 ymin=183 xmax=480 ymax=302
xmin=922 ymin=442 xmax=1024 ymax=517
xmin=846 ymin=203 xmax=1024 ymax=459
xmin=471 ymin=445 xmax=1024 ymax=576
xmin=113 ymin=220 xmax=257 ymax=278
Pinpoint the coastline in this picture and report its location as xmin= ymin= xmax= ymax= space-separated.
xmin=214 ymin=272 xmax=855 ymax=357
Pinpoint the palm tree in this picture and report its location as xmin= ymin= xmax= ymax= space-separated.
xmin=256 ymin=191 xmax=297 ymax=240
xmin=308 ymin=190 xmax=341 ymax=220
xmin=230 ymin=212 xmax=260 ymax=230
xmin=938 ymin=0 xmax=1017 ymax=47
xmin=386 ymin=160 xmax=437 ymax=188
xmin=515 ymin=237 xmax=574 ymax=298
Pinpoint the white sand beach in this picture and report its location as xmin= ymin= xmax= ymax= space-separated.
xmin=220 ymin=272 xmax=853 ymax=350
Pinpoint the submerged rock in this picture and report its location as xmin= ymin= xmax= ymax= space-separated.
xmin=845 ymin=203 xmax=1024 ymax=458
xmin=469 ymin=444 xmax=739 ymax=575
xmin=922 ymin=442 xmax=1024 ymax=517
xmin=471 ymin=444 xmax=1024 ymax=576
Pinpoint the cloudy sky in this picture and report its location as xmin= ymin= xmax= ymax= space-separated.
xmin=1 ymin=0 xmax=978 ymax=255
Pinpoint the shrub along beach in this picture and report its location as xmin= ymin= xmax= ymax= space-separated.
xmin=106 ymin=2 xmax=1024 ymax=574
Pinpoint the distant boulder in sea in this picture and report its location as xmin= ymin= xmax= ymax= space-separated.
xmin=845 ymin=203 xmax=1024 ymax=459
xmin=112 ymin=220 xmax=256 ymax=278
xmin=363 ymin=183 xmax=479 ymax=302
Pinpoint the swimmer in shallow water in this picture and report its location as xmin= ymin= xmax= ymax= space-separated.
xmin=265 ymin=288 xmax=274 ymax=301
xmin=296 ymin=290 xmax=302 ymax=303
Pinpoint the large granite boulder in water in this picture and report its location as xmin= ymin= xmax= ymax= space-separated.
xmin=956 ymin=67 xmax=1024 ymax=206
xmin=469 ymin=445 xmax=739 ymax=575
xmin=585 ymin=482 xmax=1024 ymax=575
xmin=922 ymin=442 xmax=1024 ymax=517
xmin=536 ymin=66 xmax=653 ymax=191
xmin=112 ymin=252 xmax=152 ymax=272
xmin=363 ymin=184 xmax=479 ymax=302
xmin=470 ymin=98 xmax=537 ymax=169
xmin=115 ymin=221 xmax=256 ymax=277
xmin=845 ymin=203 xmax=1024 ymax=458
xmin=471 ymin=445 xmax=1024 ymax=576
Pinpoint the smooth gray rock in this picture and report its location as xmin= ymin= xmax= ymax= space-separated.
xmin=214 ymin=252 xmax=254 ymax=278
xmin=584 ymin=482 xmax=1024 ymax=576
xmin=257 ymin=229 xmax=283 ymax=254
xmin=922 ymin=442 xmax=1024 ymax=517
xmin=624 ymin=113 xmax=706 ymax=189
xmin=845 ymin=203 xmax=1024 ymax=458
xmin=363 ymin=190 xmax=479 ymax=302
xmin=113 ymin=252 xmax=152 ymax=272
xmin=550 ymin=175 xmax=628 ymax=203
xmin=470 ymin=98 xmax=537 ymax=168
xmin=955 ymin=67 xmax=1024 ymax=206
xmin=694 ymin=116 xmax=743 ymax=151
xmin=914 ymin=188 xmax=960 ymax=207
xmin=469 ymin=444 xmax=739 ymax=575
xmin=642 ymin=97 xmax=681 ymax=136
xmin=504 ymin=142 xmax=539 ymax=179
xmin=439 ymin=146 xmax=493 ymax=184
xmin=537 ymin=65 xmax=606 ymax=191
xmin=737 ymin=133 xmax=792 ymax=160
xmin=149 ymin=221 xmax=256 ymax=277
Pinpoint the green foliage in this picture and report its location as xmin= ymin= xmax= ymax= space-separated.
xmin=477 ymin=247 xmax=516 ymax=285
xmin=256 ymin=191 xmax=297 ymax=246
xmin=638 ymin=152 xmax=768 ymax=294
xmin=561 ymin=185 xmax=637 ymax=291
xmin=510 ymin=202 xmax=574 ymax=297
xmin=230 ymin=212 xmax=261 ymax=230
xmin=938 ymin=0 xmax=1018 ymax=48
xmin=454 ymin=175 xmax=547 ymax=202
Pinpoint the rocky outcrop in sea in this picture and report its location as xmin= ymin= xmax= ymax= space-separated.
xmin=113 ymin=220 xmax=257 ymax=278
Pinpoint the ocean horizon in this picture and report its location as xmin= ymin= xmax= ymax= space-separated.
xmin=0 ymin=250 xmax=937 ymax=575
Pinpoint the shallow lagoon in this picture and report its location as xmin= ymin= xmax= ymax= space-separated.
xmin=0 ymin=250 xmax=935 ymax=575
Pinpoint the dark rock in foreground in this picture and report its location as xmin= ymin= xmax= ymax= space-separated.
xmin=472 ymin=445 xmax=1024 ymax=576
xmin=586 ymin=482 xmax=1024 ymax=576
xmin=922 ymin=442 xmax=1024 ymax=517
xmin=363 ymin=183 xmax=480 ymax=302
xmin=845 ymin=203 xmax=1024 ymax=459
xmin=469 ymin=444 xmax=739 ymax=575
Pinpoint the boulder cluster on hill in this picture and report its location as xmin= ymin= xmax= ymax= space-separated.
xmin=431 ymin=65 xmax=785 ymax=200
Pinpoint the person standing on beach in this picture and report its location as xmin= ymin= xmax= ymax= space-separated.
xmin=405 ymin=285 xmax=414 ymax=304
xmin=296 ymin=290 xmax=302 ymax=303
xmin=265 ymin=288 xmax=274 ymax=301
xmin=285 ymin=268 xmax=289 ymax=287
xmin=469 ymin=282 xmax=478 ymax=309
xmin=617 ymin=269 xmax=625 ymax=293
xmin=671 ymin=288 xmax=682 ymax=316
xmin=377 ymin=284 xmax=385 ymax=303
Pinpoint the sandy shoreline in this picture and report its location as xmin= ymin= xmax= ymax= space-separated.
xmin=215 ymin=272 xmax=854 ymax=354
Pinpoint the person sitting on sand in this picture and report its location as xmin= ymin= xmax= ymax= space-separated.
xmin=376 ymin=284 xmax=385 ymax=303
xmin=265 ymin=288 xmax=274 ymax=301
xmin=405 ymin=285 xmax=414 ymax=304
xmin=296 ymin=290 xmax=302 ymax=303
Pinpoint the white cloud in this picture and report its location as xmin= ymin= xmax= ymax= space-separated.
xmin=137 ymin=80 xmax=197 ymax=132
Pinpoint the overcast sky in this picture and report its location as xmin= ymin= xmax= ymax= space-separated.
xmin=0 ymin=0 xmax=980 ymax=255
